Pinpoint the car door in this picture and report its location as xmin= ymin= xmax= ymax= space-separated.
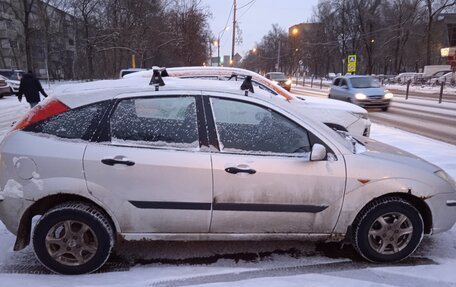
xmin=83 ymin=95 xmax=213 ymax=233
xmin=206 ymin=95 xmax=346 ymax=234
xmin=330 ymin=78 xmax=341 ymax=99
xmin=338 ymin=78 xmax=350 ymax=101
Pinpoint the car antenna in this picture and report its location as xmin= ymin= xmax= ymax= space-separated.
xmin=149 ymin=68 xmax=165 ymax=91
xmin=240 ymin=75 xmax=254 ymax=96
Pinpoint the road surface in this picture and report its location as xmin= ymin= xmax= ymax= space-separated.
xmin=291 ymin=85 xmax=456 ymax=145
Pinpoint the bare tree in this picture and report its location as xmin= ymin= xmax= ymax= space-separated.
xmin=422 ymin=0 xmax=456 ymax=65
xmin=5 ymin=0 xmax=37 ymax=71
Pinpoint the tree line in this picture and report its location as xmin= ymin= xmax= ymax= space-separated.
xmin=242 ymin=0 xmax=456 ymax=77
xmin=1 ymin=0 xmax=211 ymax=80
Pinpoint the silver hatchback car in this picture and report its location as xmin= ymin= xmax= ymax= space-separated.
xmin=0 ymin=75 xmax=455 ymax=274
xmin=329 ymin=75 xmax=393 ymax=111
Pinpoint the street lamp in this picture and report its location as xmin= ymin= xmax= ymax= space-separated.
xmin=215 ymin=26 xmax=230 ymax=67
xmin=292 ymin=27 xmax=299 ymax=36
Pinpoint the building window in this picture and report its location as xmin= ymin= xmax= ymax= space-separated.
xmin=448 ymin=24 xmax=456 ymax=47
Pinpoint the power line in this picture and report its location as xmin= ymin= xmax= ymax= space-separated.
xmin=219 ymin=2 xmax=234 ymax=40
xmin=237 ymin=0 xmax=255 ymax=10
xmin=237 ymin=0 xmax=256 ymax=20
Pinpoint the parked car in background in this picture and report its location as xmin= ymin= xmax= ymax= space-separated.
xmin=265 ymin=72 xmax=292 ymax=91
xmin=1 ymin=74 xmax=455 ymax=274
xmin=427 ymin=70 xmax=451 ymax=85
xmin=0 ymin=76 xmax=11 ymax=98
xmin=327 ymin=72 xmax=337 ymax=80
xmin=393 ymin=72 xmax=423 ymax=84
xmin=329 ymin=75 xmax=392 ymax=111
xmin=0 ymin=69 xmax=24 ymax=95
xmin=126 ymin=66 xmax=372 ymax=137
xmin=119 ymin=68 xmax=147 ymax=78
xmin=431 ymin=72 xmax=456 ymax=86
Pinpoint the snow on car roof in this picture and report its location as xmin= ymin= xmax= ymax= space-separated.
xmin=125 ymin=66 xmax=295 ymax=101
xmin=52 ymin=76 xmax=279 ymax=108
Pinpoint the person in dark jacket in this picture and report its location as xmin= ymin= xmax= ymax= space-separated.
xmin=17 ymin=71 xmax=48 ymax=108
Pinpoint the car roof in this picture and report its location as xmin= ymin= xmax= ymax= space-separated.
xmin=53 ymin=76 xmax=284 ymax=109
xmin=125 ymin=66 xmax=294 ymax=101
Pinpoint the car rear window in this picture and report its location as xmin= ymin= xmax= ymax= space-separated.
xmin=25 ymin=101 xmax=108 ymax=140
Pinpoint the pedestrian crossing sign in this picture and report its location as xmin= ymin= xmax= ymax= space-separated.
xmin=347 ymin=54 xmax=356 ymax=73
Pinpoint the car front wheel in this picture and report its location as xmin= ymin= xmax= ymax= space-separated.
xmin=352 ymin=197 xmax=424 ymax=262
xmin=33 ymin=202 xmax=114 ymax=274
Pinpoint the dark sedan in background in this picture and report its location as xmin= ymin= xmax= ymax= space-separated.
xmin=265 ymin=72 xmax=292 ymax=91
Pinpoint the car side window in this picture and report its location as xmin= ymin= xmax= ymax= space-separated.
xmin=110 ymin=97 xmax=199 ymax=149
xmin=333 ymin=78 xmax=340 ymax=86
xmin=26 ymin=101 xmax=108 ymax=140
xmin=340 ymin=79 xmax=347 ymax=87
xmin=210 ymin=98 xmax=310 ymax=156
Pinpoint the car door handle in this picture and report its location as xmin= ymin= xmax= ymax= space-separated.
xmin=101 ymin=158 xmax=135 ymax=166
xmin=225 ymin=167 xmax=256 ymax=174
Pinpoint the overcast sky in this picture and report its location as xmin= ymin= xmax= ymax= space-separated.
xmin=200 ymin=0 xmax=320 ymax=59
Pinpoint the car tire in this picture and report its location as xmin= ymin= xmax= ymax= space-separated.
xmin=352 ymin=197 xmax=423 ymax=263
xmin=381 ymin=106 xmax=389 ymax=112
xmin=33 ymin=202 xmax=114 ymax=274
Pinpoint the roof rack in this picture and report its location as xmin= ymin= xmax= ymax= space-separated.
xmin=240 ymin=76 xmax=254 ymax=96
xmin=149 ymin=68 xmax=165 ymax=91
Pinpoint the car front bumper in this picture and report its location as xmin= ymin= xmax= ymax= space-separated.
xmin=356 ymin=99 xmax=391 ymax=108
xmin=426 ymin=192 xmax=456 ymax=234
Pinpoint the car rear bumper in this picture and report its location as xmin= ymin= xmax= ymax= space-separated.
xmin=0 ymin=190 xmax=33 ymax=235
xmin=0 ymin=86 xmax=10 ymax=95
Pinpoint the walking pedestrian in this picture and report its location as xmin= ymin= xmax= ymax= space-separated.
xmin=17 ymin=71 xmax=48 ymax=108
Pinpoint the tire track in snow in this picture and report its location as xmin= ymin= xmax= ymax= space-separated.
xmin=149 ymin=257 xmax=436 ymax=287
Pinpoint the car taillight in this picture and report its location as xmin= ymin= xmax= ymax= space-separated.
xmin=12 ymin=98 xmax=69 ymax=131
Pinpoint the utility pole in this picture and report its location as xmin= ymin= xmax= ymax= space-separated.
xmin=277 ymin=40 xmax=281 ymax=71
xmin=231 ymin=0 xmax=236 ymax=66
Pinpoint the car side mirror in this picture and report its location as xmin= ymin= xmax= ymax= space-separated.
xmin=311 ymin=144 xmax=327 ymax=161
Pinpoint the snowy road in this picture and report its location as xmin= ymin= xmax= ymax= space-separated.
xmin=1 ymin=94 xmax=456 ymax=286
xmin=291 ymin=85 xmax=456 ymax=145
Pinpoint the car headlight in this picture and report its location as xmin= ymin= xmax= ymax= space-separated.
xmin=435 ymin=170 xmax=456 ymax=191
xmin=350 ymin=112 xmax=369 ymax=120
xmin=285 ymin=79 xmax=292 ymax=85
xmin=355 ymin=93 xmax=367 ymax=100
xmin=384 ymin=92 xmax=394 ymax=99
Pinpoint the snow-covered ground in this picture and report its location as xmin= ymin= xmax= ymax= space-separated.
xmin=0 ymin=94 xmax=456 ymax=286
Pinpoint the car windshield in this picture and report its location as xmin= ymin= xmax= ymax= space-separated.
xmin=350 ymin=77 xmax=380 ymax=88
xmin=268 ymin=73 xmax=287 ymax=80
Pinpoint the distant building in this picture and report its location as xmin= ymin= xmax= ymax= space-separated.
xmin=0 ymin=0 xmax=76 ymax=79
xmin=289 ymin=22 xmax=324 ymax=75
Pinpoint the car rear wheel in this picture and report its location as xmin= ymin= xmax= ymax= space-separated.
xmin=352 ymin=197 xmax=423 ymax=262
xmin=381 ymin=106 xmax=389 ymax=111
xmin=33 ymin=202 xmax=114 ymax=274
